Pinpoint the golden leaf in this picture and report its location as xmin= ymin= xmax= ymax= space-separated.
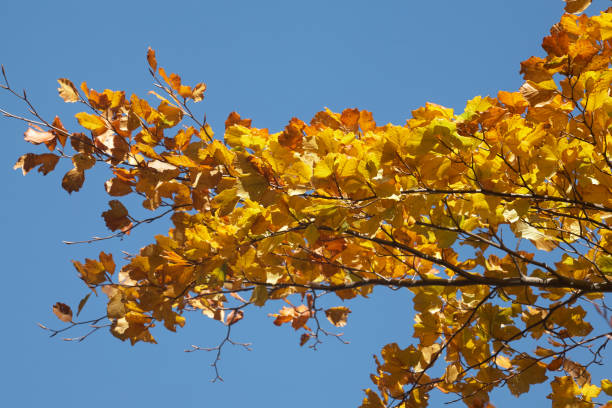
xmin=57 ymin=78 xmax=79 ymax=103
xmin=75 ymin=112 xmax=106 ymax=132
xmin=192 ymin=83 xmax=206 ymax=102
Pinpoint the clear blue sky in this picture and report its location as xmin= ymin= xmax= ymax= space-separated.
xmin=1 ymin=1 xmax=609 ymax=407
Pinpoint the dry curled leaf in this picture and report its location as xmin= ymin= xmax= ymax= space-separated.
xmin=52 ymin=302 xmax=73 ymax=322
xmin=226 ymin=310 xmax=244 ymax=325
xmin=24 ymin=127 xmax=55 ymax=145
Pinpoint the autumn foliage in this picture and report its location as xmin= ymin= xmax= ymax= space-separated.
xmin=3 ymin=3 xmax=612 ymax=407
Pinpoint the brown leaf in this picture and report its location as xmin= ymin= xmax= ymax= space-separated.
xmin=99 ymin=251 xmax=116 ymax=274
xmin=547 ymin=357 xmax=563 ymax=371
xmin=61 ymin=167 xmax=85 ymax=194
xmin=299 ymin=333 xmax=310 ymax=346
xmin=107 ymin=292 xmax=126 ymax=319
xmin=14 ymin=153 xmax=59 ymax=176
xmin=147 ymin=47 xmax=157 ymax=71
xmin=564 ymin=0 xmax=591 ymax=14
xmin=226 ymin=310 xmax=244 ymax=325
xmin=57 ymin=78 xmax=79 ymax=103
xmin=101 ymin=200 xmax=131 ymax=231
xmin=52 ymin=302 xmax=73 ymax=322
xmin=76 ymin=293 xmax=91 ymax=317
xmin=70 ymin=133 xmax=94 ymax=154
xmin=563 ymin=358 xmax=590 ymax=387
xmin=105 ymin=177 xmax=133 ymax=196
xmin=51 ymin=116 xmax=68 ymax=147
xmin=24 ymin=127 xmax=55 ymax=145
xmin=72 ymin=153 xmax=95 ymax=171
xmin=325 ymin=306 xmax=351 ymax=327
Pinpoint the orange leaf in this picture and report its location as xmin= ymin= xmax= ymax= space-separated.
xmin=340 ymin=108 xmax=360 ymax=132
xmin=225 ymin=111 xmax=252 ymax=130
xmin=358 ymin=110 xmax=376 ymax=132
xmin=278 ymin=117 xmax=305 ymax=149
xmin=52 ymin=302 xmax=73 ymax=322
xmin=147 ymin=47 xmax=157 ymax=71
xmin=497 ymin=90 xmax=529 ymax=114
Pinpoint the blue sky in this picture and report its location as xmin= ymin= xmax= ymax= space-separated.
xmin=1 ymin=1 xmax=610 ymax=407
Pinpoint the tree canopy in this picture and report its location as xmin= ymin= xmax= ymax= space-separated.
xmin=3 ymin=2 xmax=612 ymax=407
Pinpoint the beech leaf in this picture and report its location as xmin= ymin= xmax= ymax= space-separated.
xmin=57 ymin=78 xmax=79 ymax=103
xmin=564 ymin=0 xmax=591 ymax=14
xmin=24 ymin=127 xmax=55 ymax=145
xmin=147 ymin=47 xmax=157 ymax=71
xmin=76 ymin=293 xmax=91 ymax=317
xmin=52 ymin=302 xmax=73 ymax=322
xmin=61 ymin=168 xmax=85 ymax=194
xmin=325 ymin=306 xmax=351 ymax=327
xmin=226 ymin=310 xmax=244 ymax=325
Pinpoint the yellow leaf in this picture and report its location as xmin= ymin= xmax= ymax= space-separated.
xmin=580 ymin=383 xmax=601 ymax=400
xmin=601 ymin=379 xmax=612 ymax=396
xmin=75 ymin=112 xmax=106 ymax=132
xmin=313 ymin=153 xmax=337 ymax=179
xmin=163 ymin=154 xmax=197 ymax=168
xmin=495 ymin=355 xmax=512 ymax=369
xmin=592 ymin=12 xmax=612 ymax=41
